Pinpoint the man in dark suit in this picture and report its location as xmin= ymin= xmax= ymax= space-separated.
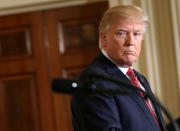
xmin=71 ymin=5 xmax=167 ymax=131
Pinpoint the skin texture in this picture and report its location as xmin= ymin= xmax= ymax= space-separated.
xmin=100 ymin=19 xmax=145 ymax=67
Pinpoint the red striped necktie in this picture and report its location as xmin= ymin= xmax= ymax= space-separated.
xmin=126 ymin=68 xmax=161 ymax=129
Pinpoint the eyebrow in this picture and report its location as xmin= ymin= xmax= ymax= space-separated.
xmin=117 ymin=28 xmax=128 ymax=32
xmin=117 ymin=28 xmax=142 ymax=33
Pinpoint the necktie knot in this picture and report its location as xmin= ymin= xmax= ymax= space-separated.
xmin=127 ymin=68 xmax=135 ymax=77
xmin=126 ymin=68 xmax=139 ymax=87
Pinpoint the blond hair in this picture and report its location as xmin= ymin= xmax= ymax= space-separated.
xmin=99 ymin=5 xmax=148 ymax=32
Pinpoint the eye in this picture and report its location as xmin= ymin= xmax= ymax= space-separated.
xmin=133 ymin=32 xmax=141 ymax=37
xmin=116 ymin=31 xmax=128 ymax=38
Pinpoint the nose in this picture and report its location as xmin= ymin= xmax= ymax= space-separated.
xmin=126 ymin=33 xmax=134 ymax=46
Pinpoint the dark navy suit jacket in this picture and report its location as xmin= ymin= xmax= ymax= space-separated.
xmin=71 ymin=52 xmax=167 ymax=131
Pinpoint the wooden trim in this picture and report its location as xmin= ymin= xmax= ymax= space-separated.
xmin=0 ymin=0 xmax=108 ymax=16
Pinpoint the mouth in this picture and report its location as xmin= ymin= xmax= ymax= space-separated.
xmin=124 ymin=51 xmax=136 ymax=55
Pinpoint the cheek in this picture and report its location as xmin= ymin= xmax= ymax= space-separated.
xmin=113 ymin=42 xmax=124 ymax=55
xmin=107 ymin=37 xmax=118 ymax=49
xmin=113 ymin=38 xmax=124 ymax=49
xmin=136 ymin=45 xmax=141 ymax=54
xmin=107 ymin=35 xmax=126 ymax=55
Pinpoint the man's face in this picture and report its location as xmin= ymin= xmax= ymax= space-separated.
xmin=100 ymin=19 xmax=144 ymax=67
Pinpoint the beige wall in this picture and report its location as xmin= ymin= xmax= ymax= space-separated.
xmin=109 ymin=0 xmax=180 ymax=122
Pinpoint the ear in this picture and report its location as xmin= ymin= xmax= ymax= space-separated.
xmin=99 ymin=32 xmax=108 ymax=49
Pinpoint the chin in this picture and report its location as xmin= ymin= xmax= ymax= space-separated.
xmin=117 ymin=57 xmax=136 ymax=67
xmin=124 ymin=60 xmax=136 ymax=67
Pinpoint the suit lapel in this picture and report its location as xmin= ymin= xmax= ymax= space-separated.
xmin=134 ymin=72 xmax=162 ymax=130
xmin=135 ymin=71 xmax=166 ymax=130
xmin=135 ymin=72 xmax=166 ymax=130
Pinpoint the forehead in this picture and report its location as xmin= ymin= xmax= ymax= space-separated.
xmin=109 ymin=19 xmax=145 ymax=32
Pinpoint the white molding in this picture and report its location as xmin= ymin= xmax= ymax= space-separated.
xmin=140 ymin=0 xmax=162 ymax=99
xmin=122 ymin=0 xmax=132 ymax=5
xmin=0 ymin=0 xmax=107 ymax=16
xmin=108 ymin=0 xmax=119 ymax=7
xmin=170 ymin=0 xmax=180 ymax=91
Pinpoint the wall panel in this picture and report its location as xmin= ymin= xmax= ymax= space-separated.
xmin=0 ymin=12 xmax=55 ymax=131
